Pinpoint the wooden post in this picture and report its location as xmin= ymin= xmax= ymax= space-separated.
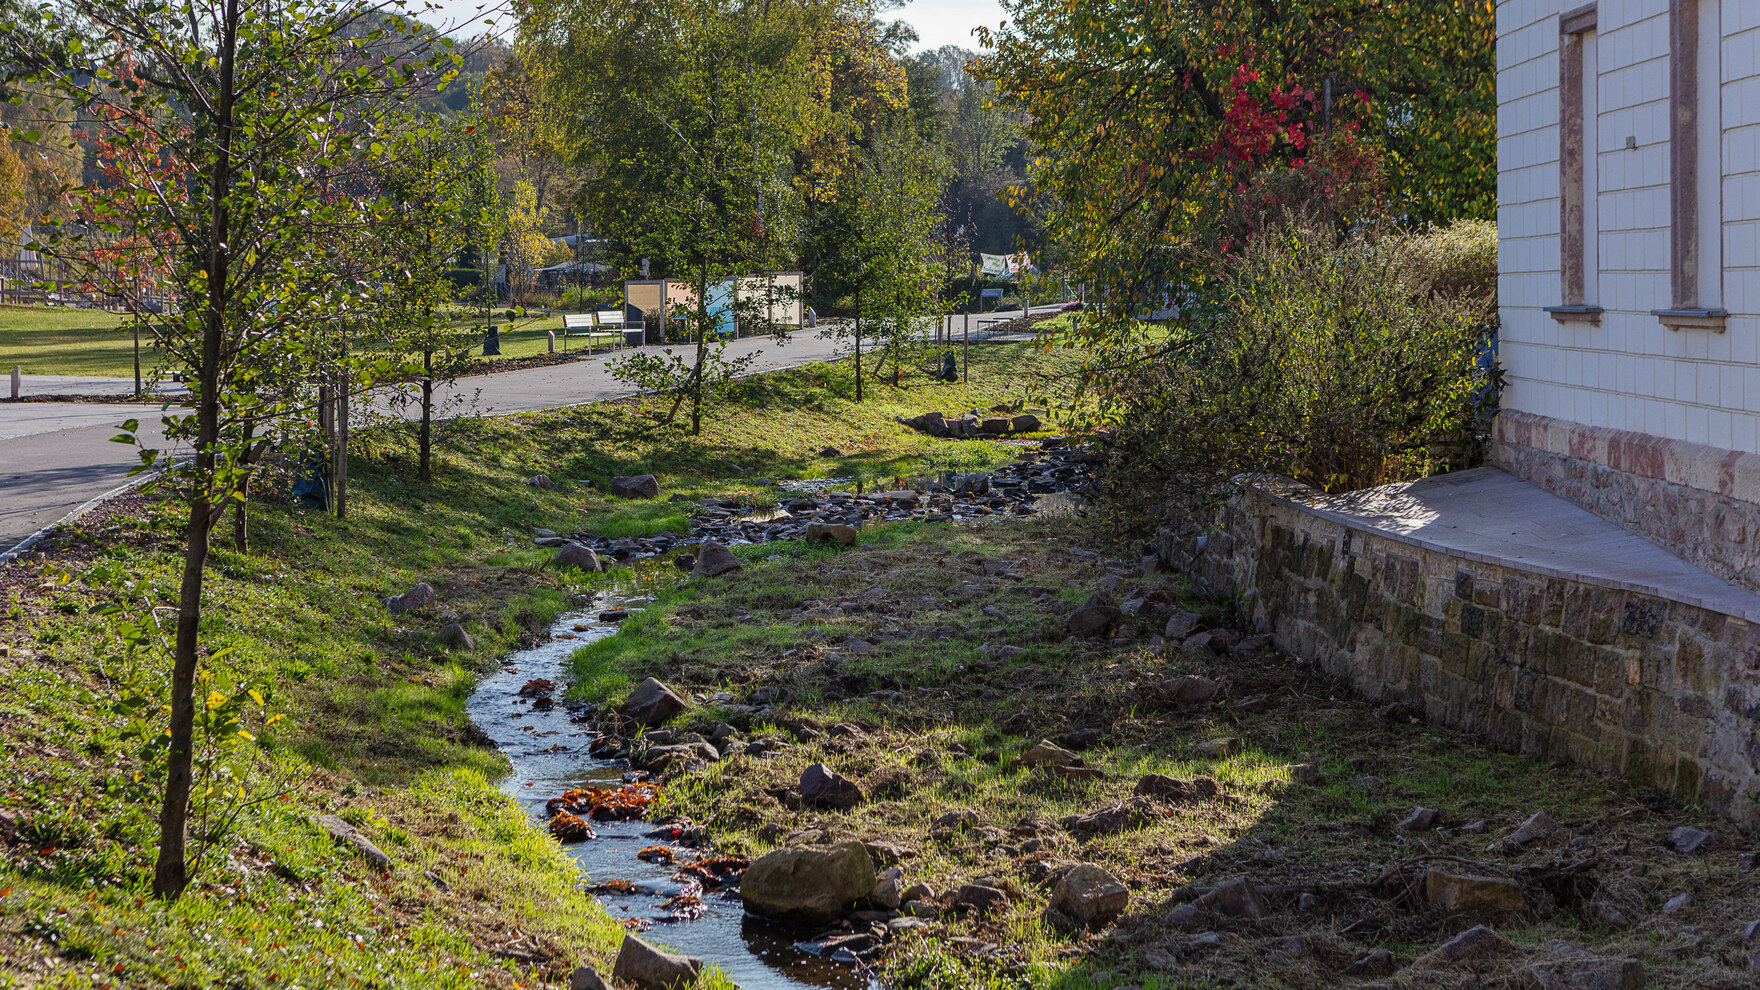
xmin=334 ymin=365 xmax=349 ymax=520
xmin=10 ymin=365 xmax=20 ymax=400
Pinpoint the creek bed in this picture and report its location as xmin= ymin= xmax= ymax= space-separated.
xmin=465 ymin=591 xmax=876 ymax=989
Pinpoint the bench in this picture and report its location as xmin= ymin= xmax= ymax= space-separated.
xmin=561 ymin=312 xmax=623 ymax=349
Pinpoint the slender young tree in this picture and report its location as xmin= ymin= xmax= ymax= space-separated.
xmin=372 ymin=123 xmax=501 ymax=481
xmin=7 ymin=0 xmax=461 ymax=899
xmin=520 ymin=0 xmax=813 ymax=434
xmin=814 ymin=125 xmax=946 ymax=400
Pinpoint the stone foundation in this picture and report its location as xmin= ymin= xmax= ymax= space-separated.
xmin=1159 ymin=479 xmax=1760 ymax=822
xmin=1493 ymin=408 xmax=1760 ymax=594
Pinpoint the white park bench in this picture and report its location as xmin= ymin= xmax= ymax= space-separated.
xmin=561 ymin=311 xmax=625 ymax=349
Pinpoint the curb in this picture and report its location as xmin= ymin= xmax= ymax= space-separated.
xmin=0 ymin=468 xmax=165 ymax=566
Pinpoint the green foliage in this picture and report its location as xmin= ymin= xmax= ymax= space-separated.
xmin=1399 ymin=217 xmax=1500 ymax=303
xmin=13 ymin=0 xmax=474 ymax=899
xmin=976 ymin=0 xmax=1494 ymax=332
xmin=812 ymin=123 xmax=948 ymax=400
xmin=1100 ymin=219 xmax=1500 ymax=524
xmin=522 ymin=0 xmax=816 ymax=433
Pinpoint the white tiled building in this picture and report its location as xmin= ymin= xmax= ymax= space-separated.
xmin=1495 ymin=0 xmax=1760 ymax=591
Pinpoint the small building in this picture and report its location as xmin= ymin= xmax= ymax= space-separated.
xmin=1162 ymin=0 xmax=1760 ymax=822
xmin=1495 ymin=0 xmax=1760 ymax=592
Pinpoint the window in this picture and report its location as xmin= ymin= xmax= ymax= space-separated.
xmin=1550 ymin=4 xmax=1601 ymax=324
xmin=1655 ymin=0 xmax=1727 ymax=331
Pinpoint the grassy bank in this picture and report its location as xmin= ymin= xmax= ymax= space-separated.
xmin=567 ymin=521 xmax=1757 ymax=990
xmin=0 ymin=341 xmax=1080 ymax=986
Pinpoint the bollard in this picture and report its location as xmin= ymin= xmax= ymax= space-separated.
xmin=9 ymin=365 xmax=19 ymax=400
xmin=547 ymin=330 xmax=556 ymax=354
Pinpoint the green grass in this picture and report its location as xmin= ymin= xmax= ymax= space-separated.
xmin=0 ymin=306 xmax=134 ymax=377
xmin=0 ymin=305 xmax=606 ymax=379
xmin=584 ymin=502 xmax=693 ymax=539
xmin=0 ymin=340 xmax=1079 ymax=987
xmin=561 ymin=521 xmax=1757 ymax=990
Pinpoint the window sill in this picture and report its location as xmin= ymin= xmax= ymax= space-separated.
xmin=1652 ymin=308 xmax=1729 ymax=332
xmin=1545 ymin=305 xmax=1603 ymax=325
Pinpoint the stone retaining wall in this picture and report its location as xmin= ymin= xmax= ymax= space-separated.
xmin=1158 ymin=481 xmax=1760 ymax=822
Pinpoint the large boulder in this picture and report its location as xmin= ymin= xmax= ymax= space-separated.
xmin=1066 ymin=605 xmax=1118 ymax=638
xmin=611 ymin=934 xmax=702 ymax=989
xmin=1409 ymin=924 xmax=1517 ymax=971
xmin=799 ymin=763 xmax=864 ymax=810
xmin=609 ymin=475 xmax=663 ymax=500
xmin=741 ymin=842 xmax=877 ymax=925
xmin=692 ymin=541 xmax=742 ymax=578
xmin=624 ymin=677 xmax=689 ymax=727
xmin=1011 ymin=413 xmax=1041 ymax=433
xmin=980 ymin=416 xmax=1014 ymax=435
xmin=1164 ymin=610 xmax=1204 ymax=640
xmin=383 ymin=582 xmax=436 ymax=615
xmin=903 ymin=411 xmax=948 ymax=437
xmin=1012 ymin=740 xmax=1086 ymax=772
xmin=1044 ymin=863 xmax=1129 ymax=933
xmin=555 ymin=543 xmax=602 ymax=572
xmin=1423 ymin=871 xmax=1527 ymax=913
xmin=805 ymin=522 xmax=858 ymax=546
xmin=1194 ymin=876 xmax=1266 ymax=920
xmin=316 ymin=814 xmax=392 ymax=871
xmin=1155 ymin=674 xmax=1221 ymax=705
xmin=1520 ymin=941 xmax=1644 ymax=990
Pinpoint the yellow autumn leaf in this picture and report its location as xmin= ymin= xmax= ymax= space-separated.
xmin=205 ymin=691 xmax=226 ymax=710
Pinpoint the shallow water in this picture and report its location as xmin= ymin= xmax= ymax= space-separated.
xmin=464 ymin=589 xmax=878 ymax=989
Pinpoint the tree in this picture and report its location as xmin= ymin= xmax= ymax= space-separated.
xmin=814 ymin=125 xmax=945 ymax=400
xmin=8 ymin=0 xmax=459 ymax=900
xmin=521 ymin=0 xmax=815 ymax=434
xmin=372 ymin=123 xmax=500 ymax=482
xmin=974 ymin=0 xmax=1494 ymax=331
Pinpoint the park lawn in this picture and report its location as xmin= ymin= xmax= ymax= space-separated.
xmin=0 ymin=306 xmax=137 ymax=378
xmin=0 ymin=305 xmax=603 ymax=379
xmin=0 ymin=340 xmax=1081 ymax=987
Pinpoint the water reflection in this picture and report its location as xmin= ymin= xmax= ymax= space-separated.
xmin=465 ymin=598 xmax=878 ymax=990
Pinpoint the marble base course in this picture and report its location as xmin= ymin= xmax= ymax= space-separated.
xmin=1159 ymin=481 xmax=1760 ymax=823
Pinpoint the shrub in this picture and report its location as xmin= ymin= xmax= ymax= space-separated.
xmin=1100 ymin=217 xmax=1500 ymax=525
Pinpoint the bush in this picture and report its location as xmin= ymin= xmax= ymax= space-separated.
xmin=1100 ymin=218 xmax=1499 ymax=524
xmin=1401 ymin=218 xmax=1497 ymax=302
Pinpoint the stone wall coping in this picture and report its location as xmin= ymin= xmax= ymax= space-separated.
xmin=1246 ymin=468 xmax=1760 ymax=624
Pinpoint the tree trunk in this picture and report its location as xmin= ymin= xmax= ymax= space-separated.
xmin=154 ymin=0 xmax=238 ymax=901
xmin=690 ymin=266 xmax=710 ymax=435
xmin=335 ymin=362 xmax=349 ymax=519
xmin=418 ymin=345 xmax=433 ymax=483
xmin=132 ymin=320 xmax=142 ymax=398
xmin=232 ymin=419 xmax=255 ymax=552
xmin=854 ymin=285 xmax=863 ymax=404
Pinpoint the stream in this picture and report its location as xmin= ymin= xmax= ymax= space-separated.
xmin=464 ymin=583 xmax=879 ymax=990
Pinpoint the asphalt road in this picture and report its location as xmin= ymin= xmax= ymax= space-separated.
xmin=0 ymin=307 xmax=1061 ymax=551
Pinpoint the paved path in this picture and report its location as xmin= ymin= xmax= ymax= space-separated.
xmin=0 ymin=307 xmax=1065 ymax=549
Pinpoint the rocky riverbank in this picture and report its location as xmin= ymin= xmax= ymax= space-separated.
xmin=533 ymin=446 xmax=1101 ymax=563
xmin=538 ymin=518 xmax=1760 ymax=990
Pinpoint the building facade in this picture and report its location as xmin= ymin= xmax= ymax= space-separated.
xmin=1496 ymin=0 xmax=1760 ymax=591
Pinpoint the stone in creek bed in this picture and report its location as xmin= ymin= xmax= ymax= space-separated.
xmin=599 ymin=609 xmax=630 ymax=622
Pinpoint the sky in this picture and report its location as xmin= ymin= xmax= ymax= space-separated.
xmin=418 ymin=0 xmax=1008 ymax=53
xmin=895 ymin=0 xmax=1008 ymax=52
